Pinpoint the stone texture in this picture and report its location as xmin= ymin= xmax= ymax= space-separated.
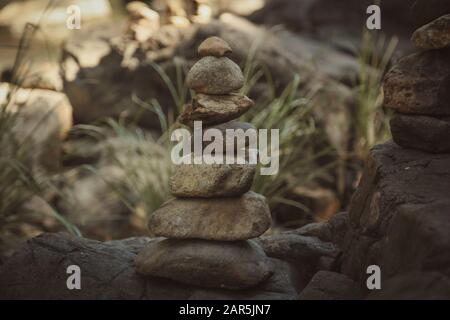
xmin=198 ymin=36 xmax=232 ymax=57
xmin=135 ymin=238 xmax=272 ymax=290
xmin=179 ymin=94 xmax=253 ymax=126
xmin=390 ymin=113 xmax=450 ymax=153
xmin=340 ymin=141 xmax=450 ymax=296
xmin=0 ymin=232 xmax=297 ymax=299
xmin=299 ymin=271 xmax=363 ymax=300
xmin=257 ymin=234 xmax=338 ymax=260
xmin=411 ymin=14 xmax=450 ymax=49
xmin=383 ymin=48 xmax=450 ymax=116
xmin=411 ymin=0 xmax=450 ymax=27
xmin=170 ymin=162 xmax=255 ymax=197
xmin=289 ymin=212 xmax=349 ymax=248
xmin=185 ymin=56 xmax=244 ymax=94
xmin=148 ymin=191 xmax=271 ymax=241
xmin=367 ymin=272 xmax=450 ymax=300
xmin=201 ymin=121 xmax=257 ymax=153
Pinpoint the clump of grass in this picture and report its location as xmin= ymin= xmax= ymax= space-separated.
xmin=353 ymin=31 xmax=398 ymax=160
xmin=102 ymin=118 xmax=173 ymax=215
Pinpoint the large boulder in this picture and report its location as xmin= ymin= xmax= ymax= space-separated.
xmin=0 ymin=84 xmax=72 ymax=172
xmin=339 ymin=141 xmax=450 ymax=299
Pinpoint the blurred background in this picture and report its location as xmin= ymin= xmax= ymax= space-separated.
xmin=0 ymin=0 xmax=417 ymax=261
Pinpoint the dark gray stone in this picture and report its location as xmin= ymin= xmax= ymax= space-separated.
xmin=390 ymin=113 xmax=450 ymax=153
xmin=299 ymin=271 xmax=363 ymax=300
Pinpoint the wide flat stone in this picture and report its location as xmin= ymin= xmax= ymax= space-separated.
xmin=412 ymin=14 xmax=450 ymax=49
xmin=179 ymin=94 xmax=253 ymax=126
xmin=170 ymin=161 xmax=255 ymax=197
xmin=390 ymin=113 xmax=450 ymax=153
xmin=383 ymin=48 xmax=450 ymax=116
xmin=135 ymin=238 xmax=273 ymax=290
xmin=148 ymin=191 xmax=272 ymax=241
xmin=185 ymin=56 xmax=244 ymax=94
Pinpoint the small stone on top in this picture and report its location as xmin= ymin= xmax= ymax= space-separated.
xmin=198 ymin=36 xmax=232 ymax=57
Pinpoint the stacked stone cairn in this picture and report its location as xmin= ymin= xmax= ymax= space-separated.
xmin=135 ymin=37 xmax=274 ymax=290
xmin=383 ymin=10 xmax=450 ymax=153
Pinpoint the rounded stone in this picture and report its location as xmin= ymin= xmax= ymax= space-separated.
xmin=411 ymin=14 xmax=450 ymax=50
xmin=179 ymin=94 xmax=253 ymax=126
xmin=390 ymin=113 xmax=450 ymax=153
xmin=383 ymin=49 xmax=450 ymax=116
xmin=170 ymin=161 xmax=255 ymax=197
xmin=148 ymin=191 xmax=272 ymax=241
xmin=185 ymin=56 xmax=244 ymax=94
xmin=134 ymin=238 xmax=273 ymax=290
xmin=198 ymin=36 xmax=232 ymax=57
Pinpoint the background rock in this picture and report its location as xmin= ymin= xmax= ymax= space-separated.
xmin=299 ymin=271 xmax=363 ymax=300
xmin=0 ymin=84 xmax=72 ymax=172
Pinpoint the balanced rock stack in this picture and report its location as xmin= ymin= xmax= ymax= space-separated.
xmin=383 ymin=6 xmax=450 ymax=153
xmin=135 ymin=37 xmax=274 ymax=290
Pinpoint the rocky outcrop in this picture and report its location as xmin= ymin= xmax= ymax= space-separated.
xmin=383 ymin=11 xmax=450 ymax=153
xmin=0 ymin=232 xmax=297 ymax=299
xmin=339 ymin=142 xmax=450 ymax=298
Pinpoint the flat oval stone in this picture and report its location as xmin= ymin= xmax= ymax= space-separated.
xmin=135 ymin=238 xmax=273 ymax=290
xmin=148 ymin=191 xmax=272 ymax=241
xmin=383 ymin=48 xmax=450 ymax=116
xmin=170 ymin=161 xmax=255 ymax=197
xmin=198 ymin=36 xmax=232 ymax=57
xmin=179 ymin=94 xmax=253 ymax=126
xmin=390 ymin=113 xmax=450 ymax=153
xmin=411 ymin=14 xmax=450 ymax=50
xmin=186 ymin=56 xmax=244 ymax=94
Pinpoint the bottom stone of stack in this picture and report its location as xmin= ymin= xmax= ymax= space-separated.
xmin=135 ymin=238 xmax=273 ymax=290
xmin=390 ymin=113 xmax=450 ymax=153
